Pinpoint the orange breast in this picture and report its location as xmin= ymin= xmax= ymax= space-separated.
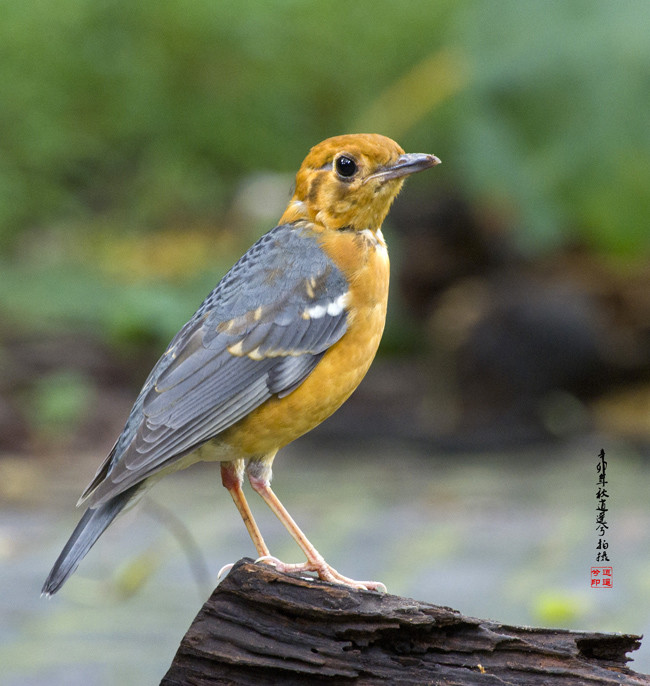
xmin=221 ymin=228 xmax=390 ymax=457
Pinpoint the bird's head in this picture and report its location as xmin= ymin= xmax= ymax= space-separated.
xmin=283 ymin=133 xmax=440 ymax=232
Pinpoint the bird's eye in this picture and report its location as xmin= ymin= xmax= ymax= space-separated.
xmin=335 ymin=155 xmax=357 ymax=178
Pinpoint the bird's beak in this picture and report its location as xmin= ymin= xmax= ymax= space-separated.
xmin=367 ymin=153 xmax=441 ymax=183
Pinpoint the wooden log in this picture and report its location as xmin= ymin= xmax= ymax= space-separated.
xmin=161 ymin=558 xmax=648 ymax=685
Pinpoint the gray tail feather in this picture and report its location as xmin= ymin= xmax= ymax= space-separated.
xmin=42 ymin=485 xmax=140 ymax=596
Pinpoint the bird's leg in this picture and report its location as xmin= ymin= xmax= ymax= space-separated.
xmin=220 ymin=460 xmax=270 ymax=558
xmin=246 ymin=460 xmax=386 ymax=592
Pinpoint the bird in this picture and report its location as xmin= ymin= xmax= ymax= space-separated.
xmin=42 ymin=133 xmax=440 ymax=596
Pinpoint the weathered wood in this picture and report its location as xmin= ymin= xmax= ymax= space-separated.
xmin=161 ymin=558 xmax=648 ymax=685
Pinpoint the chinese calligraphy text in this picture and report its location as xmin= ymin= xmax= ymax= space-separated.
xmin=591 ymin=449 xmax=612 ymax=588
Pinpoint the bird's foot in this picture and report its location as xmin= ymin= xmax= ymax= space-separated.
xmin=255 ymin=555 xmax=387 ymax=592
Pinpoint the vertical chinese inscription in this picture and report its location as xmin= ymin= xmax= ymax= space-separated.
xmin=591 ymin=449 xmax=612 ymax=588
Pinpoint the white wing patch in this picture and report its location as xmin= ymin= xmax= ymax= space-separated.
xmin=304 ymin=292 xmax=349 ymax=320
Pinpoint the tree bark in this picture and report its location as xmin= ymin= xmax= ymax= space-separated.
xmin=161 ymin=558 xmax=648 ymax=685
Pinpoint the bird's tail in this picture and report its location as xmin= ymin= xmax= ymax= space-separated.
xmin=41 ymin=485 xmax=140 ymax=597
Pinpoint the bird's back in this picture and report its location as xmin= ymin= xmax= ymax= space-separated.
xmin=220 ymin=224 xmax=390 ymax=456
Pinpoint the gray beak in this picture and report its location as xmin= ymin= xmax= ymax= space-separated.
xmin=368 ymin=152 xmax=441 ymax=182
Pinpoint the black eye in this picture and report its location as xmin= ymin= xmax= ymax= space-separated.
xmin=335 ymin=155 xmax=357 ymax=178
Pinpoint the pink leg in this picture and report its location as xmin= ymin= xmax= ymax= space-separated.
xmin=221 ymin=461 xmax=270 ymax=559
xmin=246 ymin=461 xmax=386 ymax=592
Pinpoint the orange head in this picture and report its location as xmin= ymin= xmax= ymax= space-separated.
xmin=281 ymin=133 xmax=440 ymax=232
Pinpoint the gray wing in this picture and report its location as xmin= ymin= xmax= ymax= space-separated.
xmin=83 ymin=224 xmax=348 ymax=507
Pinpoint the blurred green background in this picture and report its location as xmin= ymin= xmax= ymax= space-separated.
xmin=2 ymin=1 xmax=650 ymax=684
xmin=2 ymin=0 xmax=650 ymax=452
xmin=2 ymin=0 xmax=650 ymax=449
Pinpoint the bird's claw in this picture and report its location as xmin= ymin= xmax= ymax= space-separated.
xmin=217 ymin=562 xmax=235 ymax=580
xmin=255 ymin=554 xmax=279 ymax=567
xmin=255 ymin=555 xmax=386 ymax=592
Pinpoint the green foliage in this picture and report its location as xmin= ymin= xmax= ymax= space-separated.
xmin=446 ymin=0 xmax=650 ymax=255
xmin=531 ymin=590 xmax=589 ymax=628
xmin=20 ymin=369 xmax=94 ymax=440
xmin=0 ymin=255 xmax=221 ymax=344
xmin=0 ymin=0 xmax=453 ymax=245
xmin=0 ymin=0 xmax=648 ymax=344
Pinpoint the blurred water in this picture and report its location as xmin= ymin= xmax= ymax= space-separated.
xmin=2 ymin=436 xmax=649 ymax=684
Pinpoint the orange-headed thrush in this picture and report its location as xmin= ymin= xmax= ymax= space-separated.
xmin=42 ymin=134 xmax=440 ymax=595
